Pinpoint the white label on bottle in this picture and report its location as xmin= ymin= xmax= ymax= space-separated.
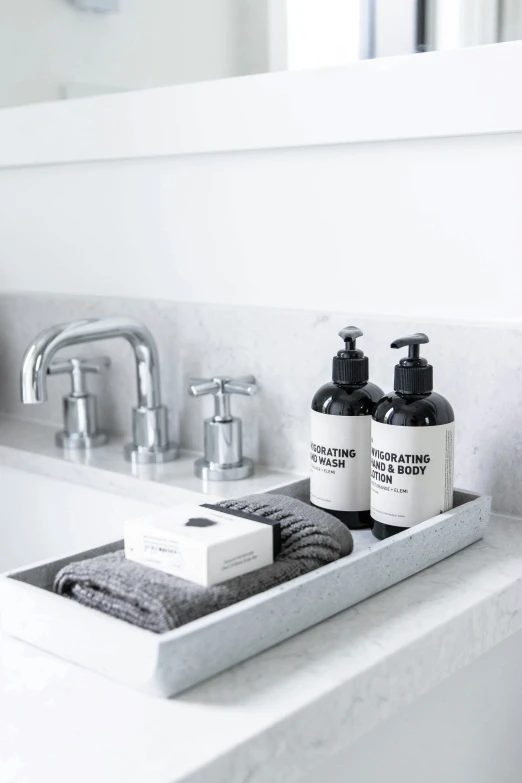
xmin=370 ymin=421 xmax=455 ymax=528
xmin=310 ymin=410 xmax=372 ymax=512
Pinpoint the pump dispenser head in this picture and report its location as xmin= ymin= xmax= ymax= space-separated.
xmin=391 ymin=333 xmax=433 ymax=394
xmin=332 ymin=326 xmax=369 ymax=385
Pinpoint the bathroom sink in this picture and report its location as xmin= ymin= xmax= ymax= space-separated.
xmin=0 ymin=465 xmax=162 ymax=573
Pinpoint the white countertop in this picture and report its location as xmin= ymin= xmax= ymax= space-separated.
xmin=1 ymin=419 xmax=522 ymax=783
xmin=0 ymin=417 xmax=301 ymax=505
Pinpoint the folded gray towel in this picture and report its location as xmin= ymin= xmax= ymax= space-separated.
xmin=53 ymin=494 xmax=353 ymax=634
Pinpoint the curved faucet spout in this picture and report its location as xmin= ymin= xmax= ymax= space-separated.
xmin=21 ymin=316 xmax=177 ymax=463
xmin=21 ymin=316 xmax=161 ymax=409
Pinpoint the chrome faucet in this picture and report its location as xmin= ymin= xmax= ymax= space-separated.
xmin=20 ymin=316 xmax=178 ymax=464
xmin=188 ymin=375 xmax=257 ymax=481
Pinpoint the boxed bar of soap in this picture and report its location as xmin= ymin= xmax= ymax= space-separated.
xmin=124 ymin=503 xmax=280 ymax=587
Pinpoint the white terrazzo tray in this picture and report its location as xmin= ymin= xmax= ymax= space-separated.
xmin=0 ymin=480 xmax=491 ymax=698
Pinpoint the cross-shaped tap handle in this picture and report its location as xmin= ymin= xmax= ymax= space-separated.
xmin=48 ymin=356 xmax=111 ymax=396
xmin=188 ymin=375 xmax=257 ymax=420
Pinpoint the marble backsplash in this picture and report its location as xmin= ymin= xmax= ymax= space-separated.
xmin=0 ymin=292 xmax=521 ymax=515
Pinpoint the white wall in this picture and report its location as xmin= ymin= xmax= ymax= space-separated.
xmin=285 ymin=0 xmax=362 ymax=69
xmin=0 ymin=0 xmax=249 ymax=107
xmin=0 ymin=132 xmax=521 ymax=323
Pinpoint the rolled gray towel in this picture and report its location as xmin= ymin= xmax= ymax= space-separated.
xmin=53 ymin=494 xmax=353 ymax=634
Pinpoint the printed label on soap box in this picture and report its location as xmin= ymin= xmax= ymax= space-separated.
xmin=124 ymin=504 xmax=274 ymax=587
xmin=370 ymin=421 xmax=455 ymax=528
xmin=310 ymin=410 xmax=372 ymax=512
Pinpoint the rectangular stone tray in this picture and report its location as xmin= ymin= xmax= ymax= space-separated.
xmin=0 ymin=480 xmax=491 ymax=697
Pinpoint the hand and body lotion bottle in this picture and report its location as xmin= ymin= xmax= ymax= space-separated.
xmin=370 ymin=333 xmax=455 ymax=540
xmin=311 ymin=327 xmax=384 ymax=529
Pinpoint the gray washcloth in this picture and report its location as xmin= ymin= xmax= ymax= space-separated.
xmin=53 ymin=494 xmax=353 ymax=634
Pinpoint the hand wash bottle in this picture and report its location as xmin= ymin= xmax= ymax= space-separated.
xmin=371 ymin=333 xmax=455 ymax=540
xmin=311 ymin=326 xmax=383 ymax=529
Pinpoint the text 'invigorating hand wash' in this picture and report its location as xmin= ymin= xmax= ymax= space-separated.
xmin=371 ymin=333 xmax=455 ymax=540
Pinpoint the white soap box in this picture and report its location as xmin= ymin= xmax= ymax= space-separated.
xmin=125 ymin=503 xmax=276 ymax=586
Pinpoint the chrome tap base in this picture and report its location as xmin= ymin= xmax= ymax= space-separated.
xmin=126 ymin=404 xmax=179 ymax=464
xmin=124 ymin=442 xmax=179 ymax=465
xmin=194 ymin=457 xmax=254 ymax=482
xmin=55 ymin=431 xmax=108 ymax=450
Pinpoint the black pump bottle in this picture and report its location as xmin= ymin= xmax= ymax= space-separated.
xmin=370 ymin=333 xmax=455 ymax=541
xmin=311 ymin=326 xmax=383 ymax=530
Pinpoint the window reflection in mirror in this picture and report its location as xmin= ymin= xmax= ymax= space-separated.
xmin=0 ymin=0 xmax=520 ymax=109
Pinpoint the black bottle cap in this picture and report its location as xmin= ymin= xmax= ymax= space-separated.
xmin=392 ymin=333 xmax=433 ymax=394
xmin=332 ymin=326 xmax=369 ymax=385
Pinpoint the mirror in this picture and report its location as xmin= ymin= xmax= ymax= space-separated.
xmin=1 ymin=0 xmax=521 ymax=109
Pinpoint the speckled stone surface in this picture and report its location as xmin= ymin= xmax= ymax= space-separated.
xmin=0 ymin=292 xmax=520 ymax=513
